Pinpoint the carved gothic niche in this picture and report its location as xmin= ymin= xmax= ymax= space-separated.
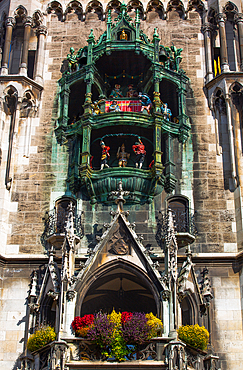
xmin=187 ymin=0 xmax=205 ymax=16
xmin=20 ymin=90 xmax=36 ymax=118
xmin=166 ymin=0 xmax=186 ymax=20
xmin=223 ymin=1 xmax=238 ymax=21
xmin=14 ymin=5 xmax=27 ymax=24
xmin=4 ymin=87 xmax=18 ymax=115
xmin=207 ymin=8 xmax=217 ymax=27
xmin=32 ymin=10 xmax=44 ymax=27
xmin=146 ymin=0 xmax=165 ymax=21
xmin=230 ymin=82 xmax=243 ymax=110
xmin=85 ymin=0 xmax=104 ymax=21
xmin=127 ymin=0 xmax=145 ymax=20
xmin=47 ymin=1 xmax=64 ymax=21
xmin=213 ymin=89 xmax=226 ymax=115
xmin=106 ymin=0 xmax=121 ymax=19
xmin=65 ymin=1 xmax=84 ymax=21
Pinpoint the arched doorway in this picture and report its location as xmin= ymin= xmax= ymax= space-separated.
xmin=79 ymin=266 xmax=158 ymax=316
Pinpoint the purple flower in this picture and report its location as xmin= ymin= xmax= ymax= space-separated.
xmin=121 ymin=312 xmax=150 ymax=345
xmin=87 ymin=312 xmax=115 ymax=347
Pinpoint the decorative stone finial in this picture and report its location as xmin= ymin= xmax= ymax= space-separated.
xmin=110 ymin=181 xmax=130 ymax=211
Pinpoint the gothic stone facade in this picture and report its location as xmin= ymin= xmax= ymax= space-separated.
xmin=0 ymin=0 xmax=243 ymax=370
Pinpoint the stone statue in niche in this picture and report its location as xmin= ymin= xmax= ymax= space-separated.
xmin=100 ymin=141 xmax=110 ymax=170
xmin=132 ymin=137 xmax=146 ymax=169
xmin=107 ymin=221 xmax=130 ymax=255
xmin=117 ymin=143 xmax=130 ymax=167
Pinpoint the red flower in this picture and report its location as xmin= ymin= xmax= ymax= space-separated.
xmin=71 ymin=315 xmax=94 ymax=332
xmin=121 ymin=312 xmax=133 ymax=324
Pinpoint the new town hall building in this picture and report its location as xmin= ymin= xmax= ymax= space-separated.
xmin=0 ymin=0 xmax=243 ymax=369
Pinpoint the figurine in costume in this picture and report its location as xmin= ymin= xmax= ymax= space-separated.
xmin=117 ymin=143 xmax=130 ymax=167
xmin=109 ymin=100 xmax=121 ymax=112
xmin=120 ymin=29 xmax=128 ymax=40
xmin=132 ymin=137 xmax=146 ymax=168
xmin=109 ymin=84 xmax=123 ymax=99
xmin=139 ymin=93 xmax=152 ymax=114
xmin=100 ymin=141 xmax=110 ymax=170
xmin=126 ymin=84 xmax=138 ymax=98
xmin=91 ymin=100 xmax=104 ymax=115
xmin=161 ymin=103 xmax=172 ymax=120
xmin=67 ymin=47 xmax=78 ymax=73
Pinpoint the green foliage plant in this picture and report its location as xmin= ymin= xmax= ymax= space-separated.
xmin=27 ymin=325 xmax=56 ymax=353
xmin=177 ymin=324 xmax=209 ymax=351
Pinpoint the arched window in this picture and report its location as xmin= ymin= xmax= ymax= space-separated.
xmin=167 ymin=196 xmax=189 ymax=233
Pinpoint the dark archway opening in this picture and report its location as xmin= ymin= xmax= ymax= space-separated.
xmin=81 ymin=267 xmax=157 ymax=315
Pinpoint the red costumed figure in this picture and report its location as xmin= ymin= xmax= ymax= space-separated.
xmin=132 ymin=138 xmax=146 ymax=169
xmin=100 ymin=141 xmax=110 ymax=170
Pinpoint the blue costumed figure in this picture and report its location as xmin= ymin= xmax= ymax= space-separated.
xmin=139 ymin=93 xmax=152 ymax=114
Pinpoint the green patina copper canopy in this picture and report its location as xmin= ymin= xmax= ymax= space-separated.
xmin=56 ymin=4 xmax=190 ymax=204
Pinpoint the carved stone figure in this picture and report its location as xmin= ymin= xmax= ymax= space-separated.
xmin=117 ymin=143 xmax=130 ymax=167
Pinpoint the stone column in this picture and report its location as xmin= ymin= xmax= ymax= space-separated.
xmin=19 ymin=16 xmax=32 ymax=76
xmin=1 ymin=17 xmax=16 ymax=76
xmin=34 ymin=25 xmax=47 ymax=85
xmin=235 ymin=13 xmax=243 ymax=71
xmin=216 ymin=13 xmax=230 ymax=72
xmin=202 ymin=23 xmax=214 ymax=82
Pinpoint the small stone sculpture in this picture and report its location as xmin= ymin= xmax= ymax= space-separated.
xmin=100 ymin=141 xmax=110 ymax=170
xmin=132 ymin=137 xmax=146 ymax=169
xmin=117 ymin=143 xmax=130 ymax=167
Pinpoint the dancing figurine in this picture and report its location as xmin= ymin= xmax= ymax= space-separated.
xmin=117 ymin=143 xmax=130 ymax=167
xmin=161 ymin=102 xmax=172 ymax=120
xmin=100 ymin=141 xmax=110 ymax=170
xmin=126 ymin=84 xmax=138 ymax=98
xmin=109 ymin=100 xmax=121 ymax=112
xmin=139 ymin=93 xmax=152 ymax=114
xmin=132 ymin=137 xmax=146 ymax=169
xmin=109 ymin=84 xmax=123 ymax=99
